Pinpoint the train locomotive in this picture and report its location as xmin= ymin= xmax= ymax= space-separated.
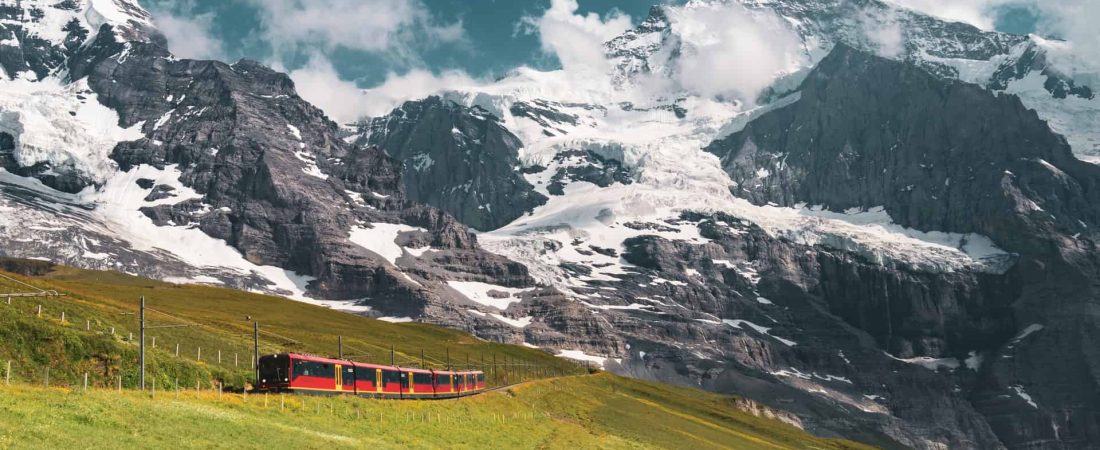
xmin=255 ymin=353 xmax=486 ymax=398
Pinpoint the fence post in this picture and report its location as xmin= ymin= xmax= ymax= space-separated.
xmin=85 ymin=320 xmax=90 ymax=331
xmin=4 ymin=360 xmax=9 ymax=385
xmin=83 ymin=372 xmax=88 ymax=391
xmin=152 ymin=337 xmax=156 ymax=349
xmin=175 ymin=343 xmax=179 ymax=357
xmin=5 ymin=296 xmax=9 ymax=305
xmin=110 ymin=327 xmax=115 ymax=336
xmin=117 ymin=375 xmax=121 ymax=392
xmin=235 ymin=353 xmax=238 ymax=367
xmin=218 ymin=350 xmax=221 ymax=364
xmin=36 ymin=304 xmax=41 ymax=317
xmin=44 ymin=367 xmax=49 ymax=388
xmin=60 ymin=311 xmax=65 ymax=323
xmin=197 ymin=347 xmax=201 ymax=361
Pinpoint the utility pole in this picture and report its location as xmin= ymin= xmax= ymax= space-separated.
xmin=446 ymin=348 xmax=451 ymax=370
xmin=338 ymin=336 xmax=343 ymax=360
xmin=390 ymin=345 xmax=395 ymax=366
xmin=421 ymin=349 xmax=426 ymax=368
xmin=140 ymin=296 xmax=146 ymax=391
xmin=253 ymin=321 xmax=259 ymax=385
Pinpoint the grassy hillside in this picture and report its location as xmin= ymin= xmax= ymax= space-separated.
xmin=0 ymin=260 xmax=877 ymax=449
xmin=0 ymin=259 xmax=580 ymax=390
xmin=0 ymin=374 xmax=875 ymax=449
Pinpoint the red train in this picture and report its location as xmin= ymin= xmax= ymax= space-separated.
xmin=255 ymin=353 xmax=486 ymax=398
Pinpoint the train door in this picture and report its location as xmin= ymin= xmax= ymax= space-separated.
xmin=335 ymin=364 xmax=343 ymax=392
xmin=341 ymin=365 xmax=355 ymax=394
xmin=400 ymin=370 xmax=410 ymax=399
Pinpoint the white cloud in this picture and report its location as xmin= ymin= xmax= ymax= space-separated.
xmin=522 ymin=0 xmax=633 ymax=76
xmin=669 ymin=3 xmax=806 ymax=104
xmin=359 ymin=70 xmax=479 ymax=118
xmin=283 ymin=56 xmax=367 ymax=124
xmin=882 ymin=0 xmax=1004 ymax=30
xmin=249 ymin=0 xmax=464 ymax=63
xmin=857 ymin=7 xmax=905 ymax=58
xmin=251 ymin=0 xmax=477 ymax=122
xmin=152 ymin=13 xmax=225 ymax=60
xmin=285 ymin=55 xmax=480 ymax=123
xmin=1031 ymin=0 xmax=1100 ymax=75
xmin=144 ymin=0 xmax=225 ymax=60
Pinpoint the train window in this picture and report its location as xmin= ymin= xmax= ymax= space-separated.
xmin=413 ymin=373 xmax=432 ymax=385
xmin=437 ymin=374 xmax=451 ymax=385
xmin=258 ymin=355 xmax=288 ymax=382
xmin=293 ymin=360 xmax=335 ymax=378
xmin=355 ymin=367 xmax=377 ymax=383
xmin=478 ymin=374 xmax=485 ymax=382
xmin=381 ymin=369 xmax=402 ymax=385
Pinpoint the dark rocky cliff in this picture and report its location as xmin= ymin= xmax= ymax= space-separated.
xmin=707 ymin=43 xmax=1100 ymax=449
xmin=353 ymin=97 xmax=546 ymax=231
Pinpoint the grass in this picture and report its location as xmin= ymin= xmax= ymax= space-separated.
xmin=0 ymin=260 xmax=878 ymax=448
xmin=0 ymin=374 xmax=875 ymax=450
xmin=0 ymin=260 xmax=581 ymax=390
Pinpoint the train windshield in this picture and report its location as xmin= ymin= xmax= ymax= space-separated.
xmin=258 ymin=354 xmax=289 ymax=384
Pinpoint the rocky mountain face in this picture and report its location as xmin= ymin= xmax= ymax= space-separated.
xmin=351 ymin=97 xmax=546 ymax=231
xmin=0 ymin=0 xmax=533 ymax=321
xmin=707 ymin=44 xmax=1100 ymax=449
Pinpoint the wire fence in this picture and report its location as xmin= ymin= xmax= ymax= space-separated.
xmin=0 ymin=289 xmax=582 ymax=395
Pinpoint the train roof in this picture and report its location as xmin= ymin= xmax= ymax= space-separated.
xmin=266 ymin=353 xmax=483 ymax=375
xmin=349 ymin=361 xmax=396 ymax=370
xmin=280 ymin=353 xmax=347 ymax=365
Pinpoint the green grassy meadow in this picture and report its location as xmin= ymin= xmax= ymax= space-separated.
xmin=0 ymin=260 xmax=877 ymax=449
xmin=0 ymin=374 xmax=875 ymax=450
xmin=0 ymin=260 xmax=579 ymax=390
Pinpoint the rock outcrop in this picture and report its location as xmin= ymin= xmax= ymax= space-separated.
xmin=352 ymin=97 xmax=546 ymax=231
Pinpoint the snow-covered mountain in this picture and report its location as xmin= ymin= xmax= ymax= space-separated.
xmin=1 ymin=0 xmax=1099 ymax=448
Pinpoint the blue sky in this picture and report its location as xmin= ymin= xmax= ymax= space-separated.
xmin=145 ymin=0 xmax=1046 ymax=89
xmin=140 ymin=0 xmax=1059 ymax=122
xmin=147 ymin=0 xmax=663 ymax=87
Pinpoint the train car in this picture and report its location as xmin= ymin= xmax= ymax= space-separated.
xmin=256 ymin=353 xmax=486 ymax=399
xmin=433 ymin=370 xmax=457 ymax=398
xmin=457 ymin=372 xmax=470 ymax=394
xmin=349 ymin=362 xmax=403 ymax=398
xmin=403 ymin=368 xmax=435 ymax=399
xmin=476 ymin=371 xmax=486 ymax=390
xmin=257 ymin=353 xmax=352 ymax=395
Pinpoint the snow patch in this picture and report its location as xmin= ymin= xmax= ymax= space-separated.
xmin=447 ymin=281 xmax=532 ymax=310
xmin=555 ymin=349 xmax=620 ymax=369
xmin=723 ymin=319 xmax=797 ymax=346
xmin=0 ymin=78 xmax=143 ymax=185
xmin=378 ymin=316 xmax=414 ymax=323
xmin=348 ymin=223 xmax=426 ymax=265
